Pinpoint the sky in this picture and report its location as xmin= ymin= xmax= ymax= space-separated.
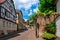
xmin=13 ymin=0 xmax=39 ymax=21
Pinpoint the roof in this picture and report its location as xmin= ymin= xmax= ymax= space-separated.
xmin=0 ymin=0 xmax=5 ymax=3
xmin=16 ymin=9 xmax=22 ymax=15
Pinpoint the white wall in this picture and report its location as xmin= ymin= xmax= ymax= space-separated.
xmin=57 ymin=0 xmax=60 ymax=14
xmin=0 ymin=19 xmax=17 ymax=35
xmin=56 ymin=0 xmax=60 ymax=37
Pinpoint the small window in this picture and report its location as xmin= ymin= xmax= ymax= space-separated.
xmin=1 ymin=8 xmax=5 ymax=16
xmin=6 ymin=22 xmax=8 ymax=27
xmin=5 ymin=11 xmax=7 ymax=16
xmin=1 ymin=8 xmax=5 ymax=13
xmin=3 ymin=20 xmax=5 ymax=27
xmin=9 ymin=23 xmax=11 ymax=27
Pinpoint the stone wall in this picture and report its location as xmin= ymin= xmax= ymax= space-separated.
xmin=34 ymin=14 xmax=59 ymax=37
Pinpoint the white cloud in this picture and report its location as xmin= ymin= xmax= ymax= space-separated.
xmin=18 ymin=0 xmax=29 ymax=3
xmin=13 ymin=0 xmax=39 ymax=10
xmin=28 ymin=10 xmax=32 ymax=16
xmin=33 ymin=8 xmax=38 ymax=13
xmin=24 ymin=18 xmax=28 ymax=21
xmin=13 ymin=0 xmax=39 ymax=20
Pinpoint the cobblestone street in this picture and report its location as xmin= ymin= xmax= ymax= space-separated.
xmin=0 ymin=29 xmax=43 ymax=40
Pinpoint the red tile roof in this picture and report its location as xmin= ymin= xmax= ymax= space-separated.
xmin=0 ymin=0 xmax=5 ymax=3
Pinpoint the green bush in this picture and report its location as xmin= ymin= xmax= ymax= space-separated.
xmin=43 ymin=32 xmax=56 ymax=40
xmin=45 ymin=20 xmax=56 ymax=34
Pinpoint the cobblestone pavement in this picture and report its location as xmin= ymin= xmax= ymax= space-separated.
xmin=0 ymin=29 xmax=44 ymax=40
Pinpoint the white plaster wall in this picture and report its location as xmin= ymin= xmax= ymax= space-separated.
xmin=56 ymin=16 xmax=60 ymax=37
xmin=56 ymin=0 xmax=60 ymax=37
xmin=0 ymin=19 xmax=3 ymax=30
xmin=0 ymin=19 xmax=17 ymax=35
xmin=57 ymin=0 xmax=60 ymax=14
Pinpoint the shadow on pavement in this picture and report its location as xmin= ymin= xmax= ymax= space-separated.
xmin=0 ymin=29 xmax=28 ymax=40
xmin=0 ymin=32 xmax=20 ymax=40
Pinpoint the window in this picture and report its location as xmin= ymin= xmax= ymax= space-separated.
xmin=5 ymin=11 xmax=7 ymax=16
xmin=9 ymin=13 xmax=10 ymax=18
xmin=9 ymin=23 xmax=11 ymax=27
xmin=6 ymin=12 xmax=9 ymax=18
xmin=1 ymin=8 xmax=5 ymax=17
xmin=6 ymin=22 xmax=8 ymax=27
xmin=3 ymin=20 xmax=5 ymax=27
xmin=9 ymin=6 xmax=13 ymax=12
xmin=1 ymin=8 xmax=5 ymax=13
xmin=8 ymin=22 xmax=10 ymax=30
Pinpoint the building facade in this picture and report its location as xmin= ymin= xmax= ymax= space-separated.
xmin=53 ymin=0 xmax=60 ymax=38
xmin=16 ymin=10 xmax=24 ymax=30
xmin=56 ymin=0 xmax=60 ymax=37
xmin=0 ymin=0 xmax=17 ymax=35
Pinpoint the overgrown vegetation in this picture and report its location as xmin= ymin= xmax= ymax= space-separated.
xmin=38 ymin=0 xmax=57 ymax=40
xmin=43 ymin=32 xmax=56 ymax=40
xmin=29 ymin=0 xmax=57 ymax=39
xmin=38 ymin=0 xmax=56 ymax=16
xmin=29 ymin=0 xmax=56 ymax=26
xmin=45 ymin=20 xmax=56 ymax=34
xmin=29 ymin=13 xmax=37 ymax=26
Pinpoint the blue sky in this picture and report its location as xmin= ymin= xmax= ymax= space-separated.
xmin=13 ymin=0 xmax=39 ymax=21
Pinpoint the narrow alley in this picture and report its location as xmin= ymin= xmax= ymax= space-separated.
xmin=0 ymin=29 xmax=43 ymax=40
